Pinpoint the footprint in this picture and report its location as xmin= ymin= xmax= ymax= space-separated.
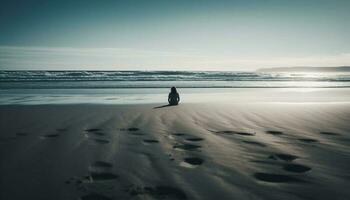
xmin=121 ymin=128 xmax=143 ymax=134
xmin=129 ymin=132 xmax=145 ymax=136
xmin=143 ymin=139 xmax=159 ymax=144
xmin=229 ymin=131 xmax=255 ymax=136
xmin=80 ymin=193 xmax=112 ymax=200
xmin=90 ymin=172 xmax=118 ymax=181
xmin=283 ymin=164 xmax=311 ymax=173
xmin=91 ymin=132 xmax=105 ymax=136
xmin=92 ymin=161 xmax=113 ymax=168
xmin=320 ymin=131 xmax=340 ymax=136
xmin=266 ymin=130 xmax=283 ymax=135
xmin=214 ymin=130 xmax=255 ymax=136
xmin=242 ymin=140 xmax=266 ymax=147
xmin=298 ymin=138 xmax=318 ymax=143
xmin=41 ymin=134 xmax=59 ymax=138
xmin=268 ymin=153 xmax=298 ymax=162
xmin=172 ymin=133 xmax=186 ymax=136
xmin=127 ymin=185 xmax=187 ymax=199
xmin=85 ymin=128 xmax=101 ymax=132
xmin=173 ymin=143 xmax=201 ymax=151
xmin=184 ymin=157 xmax=204 ymax=165
xmin=93 ymin=139 xmax=110 ymax=144
xmin=146 ymin=186 xmax=187 ymax=199
xmin=253 ymin=173 xmax=304 ymax=183
xmin=185 ymin=137 xmax=204 ymax=142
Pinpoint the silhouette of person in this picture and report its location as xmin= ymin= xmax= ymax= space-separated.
xmin=168 ymin=87 xmax=180 ymax=105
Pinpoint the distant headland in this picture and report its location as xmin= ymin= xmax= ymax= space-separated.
xmin=257 ymin=66 xmax=350 ymax=73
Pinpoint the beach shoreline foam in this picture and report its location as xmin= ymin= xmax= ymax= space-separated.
xmin=1 ymin=88 xmax=350 ymax=105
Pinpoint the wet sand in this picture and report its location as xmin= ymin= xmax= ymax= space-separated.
xmin=0 ymin=103 xmax=350 ymax=199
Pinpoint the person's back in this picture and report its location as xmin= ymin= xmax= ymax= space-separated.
xmin=168 ymin=87 xmax=180 ymax=105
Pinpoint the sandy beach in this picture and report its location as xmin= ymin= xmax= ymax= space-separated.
xmin=1 ymin=101 xmax=350 ymax=200
xmin=1 ymin=0 xmax=350 ymax=199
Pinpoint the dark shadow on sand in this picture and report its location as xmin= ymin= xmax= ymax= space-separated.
xmin=93 ymin=139 xmax=110 ymax=144
xmin=42 ymin=133 xmax=60 ymax=138
xmin=153 ymin=104 xmax=177 ymax=109
xmin=173 ymin=143 xmax=201 ymax=151
xmin=320 ymin=131 xmax=340 ymax=136
xmin=172 ymin=133 xmax=186 ymax=136
xmin=127 ymin=185 xmax=187 ymax=199
xmin=298 ymin=138 xmax=318 ymax=143
xmin=242 ymin=140 xmax=266 ymax=147
xmin=184 ymin=157 xmax=204 ymax=165
xmin=212 ymin=130 xmax=255 ymax=136
xmin=254 ymin=173 xmax=304 ymax=183
xmin=90 ymin=172 xmax=118 ymax=181
xmin=92 ymin=161 xmax=113 ymax=168
xmin=266 ymin=130 xmax=283 ymax=135
xmin=185 ymin=137 xmax=204 ymax=142
xmin=81 ymin=193 xmax=112 ymax=200
xmin=143 ymin=139 xmax=159 ymax=143
xmin=283 ymin=164 xmax=311 ymax=173
xmin=268 ymin=153 xmax=298 ymax=162
xmin=85 ymin=128 xmax=101 ymax=132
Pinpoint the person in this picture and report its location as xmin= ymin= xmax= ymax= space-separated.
xmin=168 ymin=87 xmax=180 ymax=105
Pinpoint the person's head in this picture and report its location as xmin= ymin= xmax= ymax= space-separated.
xmin=171 ymin=86 xmax=177 ymax=94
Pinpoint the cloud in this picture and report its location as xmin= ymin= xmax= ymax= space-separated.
xmin=0 ymin=46 xmax=350 ymax=70
xmin=184 ymin=53 xmax=350 ymax=70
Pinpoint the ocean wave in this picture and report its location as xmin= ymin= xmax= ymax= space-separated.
xmin=1 ymin=71 xmax=350 ymax=89
xmin=1 ymin=70 xmax=350 ymax=82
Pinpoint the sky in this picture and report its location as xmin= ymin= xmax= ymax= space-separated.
xmin=0 ymin=0 xmax=349 ymax=71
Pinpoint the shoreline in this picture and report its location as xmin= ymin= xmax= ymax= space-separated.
xmin=1 ymin=87 xmax=350 ymax=105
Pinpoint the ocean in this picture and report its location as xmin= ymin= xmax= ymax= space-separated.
xmin=1 ymin=71 xmax=350 ymax=105
xmin=1 ymin=70 xmax=350 ymax=89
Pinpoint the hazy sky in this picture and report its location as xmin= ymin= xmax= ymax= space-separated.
xmin=0 ymin=0 xmax=349 ymax=70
